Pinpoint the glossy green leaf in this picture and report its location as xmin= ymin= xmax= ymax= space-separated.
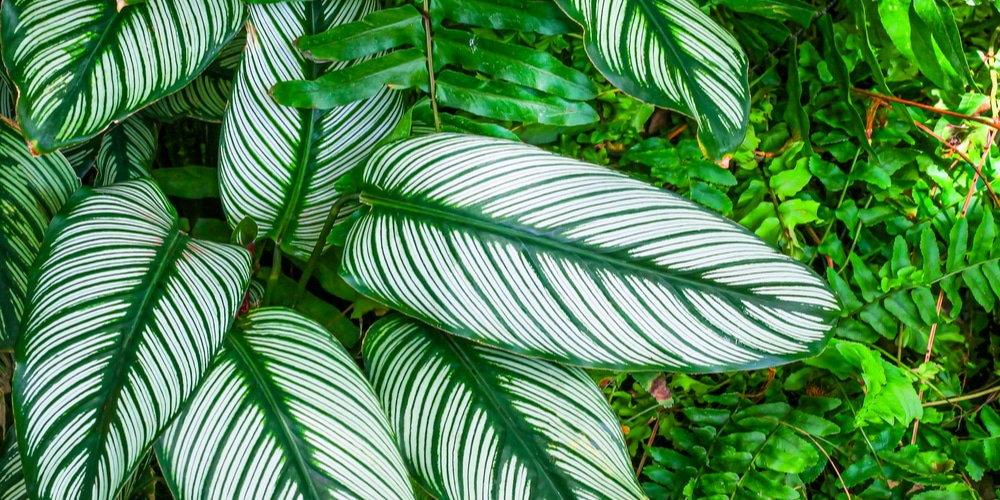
xmin=553 ymin=0 xmax=750 ymax=158
xmin=435 ymin=70 xmax=599 ymax=126
xmin=878 ymin=0 xmax=974 ymax=92
xmin=0 ymin=121 xmax=78 ymax=349
xmin=14 ymin=178 xmax=252 ymax=499
xmin=146 ymin=31 xmax=247 ymax=123
xmin=220 ymin=1 xmax=404 ymax=260
xmin=412 ymin=101 xmax=521 ymax=141
xmin=715 ymin=0 xmax=818 ymax=27
xmin=342 ymin=134 xmax=840 ymax=372
xmin=431 ymin=0 xmax=576 ymax=35
xmin=271 ymin=47 xmax=427 ymax=110
xmin=157 ymin=308 xmax=413 ymax=499
xmin=0 ymin=0 xmax=245 ymax=153
xmin=435 ymin=28 xmax=597 ymax=101
xmin=297 ymin=5 xmax=425 ymax=61
xmin=365 ymin=316 xmax=645 ymax=499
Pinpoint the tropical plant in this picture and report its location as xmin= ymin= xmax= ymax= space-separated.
xmin=14 ymin=0 xmax=1000 ymax=498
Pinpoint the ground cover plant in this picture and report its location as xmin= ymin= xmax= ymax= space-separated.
xmin=0 ymin=0 xmax=998 ymax=499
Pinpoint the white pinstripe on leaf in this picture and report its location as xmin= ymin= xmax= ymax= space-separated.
xmin=0 ymin=121 xmax=78 ymax=349
xmin=553 ymin=0 xmax=750 ymax=158
xmin=157 ymin=307 xmax=414 ymax=500
xmin=342 ymin=133 xmax=840 ymax=372
xmin=146 ymin=31 xmax=247 ymax=123
xmin=365 ymin=316 xmax=646 ymax=500
xmin=94 ymin=116 xmax=158 ymax=188
xmin=59 ymin=115 xmax=158 ymax=186
xmin=0 ymin=430 xmax=26 ymax=500
xmin=0 ymin=0 xmax=244 ymax=153
xmin=13 ymin=178 xmax=252 ymax=500
xmin=218 ymin=1 xmax=404 ymax=260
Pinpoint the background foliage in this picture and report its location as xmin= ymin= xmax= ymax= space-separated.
xmin=5 ymin=0 xmax=1000 ymax=498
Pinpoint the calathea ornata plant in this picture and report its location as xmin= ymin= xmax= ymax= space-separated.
xmin=0 ymin=0 xmax=839 ymax=499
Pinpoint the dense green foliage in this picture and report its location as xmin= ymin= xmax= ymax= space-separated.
xmin=2 ymin=0 xmax=1000 ymax=498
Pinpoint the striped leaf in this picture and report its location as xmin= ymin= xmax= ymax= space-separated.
xmin=146 ymin=31 xmax=247 ymax=123
xmin=58 ymin=116 xmax=158 ymax=186
xmin=0 ymin=0 xmax=245 ymax=153
xmin=342 ymin=134 xmax=839 ymax=372
xmin=94 ymin=116 xmax=158 ymax=187
xmin=553 ymin=0 xmax=750 ymax=158
xmin=0 ymin=121 xmax=78 ymax=349
xmin=0 ymin=431 xmax=26 ymax=500
xmin=365 ymin=316 xmax=645 ymax=499
xmin=157 ymin=307 xmax=414 ymax=499
xmin=59 ymin=137 xmax=101 ymax=180
xmin=14 ymin=178 xmax=252 ymax=500
xmin=219 ymin=1 xmax=404 ymax=260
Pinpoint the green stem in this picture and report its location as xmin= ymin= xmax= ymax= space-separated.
xmin=264 ymin=242 xmax=283 ymax=307
xmin=923 ymin=382 xmax=1000 ymax=407
xmin=422 ymin=0 xmax=441 ymax=132
xmin=293 ymin=194 xmax=359 ymax=306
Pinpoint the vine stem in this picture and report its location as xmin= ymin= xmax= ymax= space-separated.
xmin=851 ymin=88 xmax=1000 ymax=129
xmin=293 ymin=194 xmax=360 ymax=307
xmin=923 ymin=382 xmax=1000 ymax=407
xmin=911 ymin=120 xmax=1000 ymax=207
xmin=779 ymin=422 xmax=852 ymax=500
xmin=421 ymin=0 xmax=441 ymax=132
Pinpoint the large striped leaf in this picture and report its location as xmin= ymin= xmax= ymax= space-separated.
xmin=146 ymin=31 xmax=247 ymax=123
xmin=365 ymin=316 xmax=645 ymax=499
xmin=342 ymin=134 xmax=839 ymax=372
xmin=0 ymin=122 xmax=78 ymax=349
xmin=14 ymin=178 xmax=252 ymax=499
xmin=553 ymin=0 xmax=750 ymax=159
xmin=157 ymin=307 xmax=414 ymax=499
xmin=0 ymin=0 xmax=245 ymax=153
xmin=0 ymin=431 xmax=26 ymax=500
xmin=219 ymin=1 xmax=404 ymax=260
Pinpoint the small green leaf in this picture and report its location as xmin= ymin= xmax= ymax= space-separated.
xmin=297 ymin=5 xmax=425 ymax=61
xmin=921 ymin=226 xmax=942 ymax=282
xmin=432 ymin=0 xmax=575 ymax=35
xmin=435 ymin=70 xmax=599 ymax=126
xmin=434 ymin=28 xmax=597 ymax=100
xmin=271 ymin=48 xmax=428 ymax=109
xmin=947 ymin=218 xmax=969 ymax=273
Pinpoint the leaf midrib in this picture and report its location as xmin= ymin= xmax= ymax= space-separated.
xmin=85 ymin=222 xmax=185 ymax=491
xmin=442 ymin=334 xmax=574 ymax=499
xmin=274 ymin=4 xmax=324 ymax=245
xmin=361 ymin=191 xmax=809 ymax=308
xmin=225 ymin=329 xmax=322 ymax=499
xmin=45 ymin=13 xmax=123 ymax=131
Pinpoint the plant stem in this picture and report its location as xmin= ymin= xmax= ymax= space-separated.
xmin=851 ymin=88 xmax=1000 ymax=129
xmin=293 ymin=194 xmax=358 ymax=306
xmin=923 ymin=382 xmax=1000 ymax=407
xmin=264 ymin=242 xmax=282 ymax=307
xmin=912 ymin=120 xmax=1000 ymax=207
xmin=421 ymin=0 xmax=441 ymax=133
